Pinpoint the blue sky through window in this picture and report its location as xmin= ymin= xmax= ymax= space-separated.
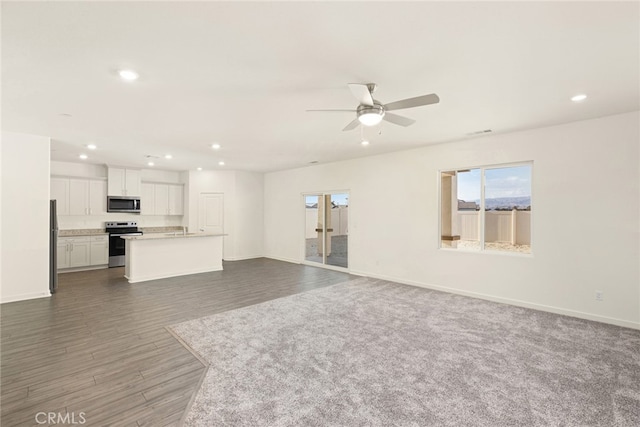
xmin=305 ymin=194 xmax=349 ymax=206
xmin=457 ymin=165 xmax=531 ymax=201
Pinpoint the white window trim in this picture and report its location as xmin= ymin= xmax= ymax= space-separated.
xmin=438 ymin=161 xmax=534 ymax=256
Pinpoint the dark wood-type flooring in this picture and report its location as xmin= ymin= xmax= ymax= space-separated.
xmin=1 ymin=258 xmax=353 ymax=426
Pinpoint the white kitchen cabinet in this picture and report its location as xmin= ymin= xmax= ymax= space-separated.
xmin=57 ymin=241 xmax=70 ymax=269
xmin=69 ymin=179 xmax=89 ymax=215
xmin=90 ymin=235 xmax=109 ymax=265
xmin=51 ymin=177 xmax=70 ymax=215
xmin=147 ymin=183 xmax=184 ymax=215
xmin=54 ymin=177 xmax=106 ymax=216
xmin=58 ymin=235 xmax=108 ymax=269
xmin=169 ymin=185 xmax=184 ymax=215
xmin=140 ymin=183 xmax=156 ymax=215
xmin=108 ymin=167 xmax=141 ymax=197
xmin=89 ymin=180 xmax=107 ymax=215
xmin=58 ymin=237 xmax=90 ymax=268
xmin=154 ymin=184 xmax=170 ymax=215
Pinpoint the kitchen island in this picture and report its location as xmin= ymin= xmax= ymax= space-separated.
xmin=121 ymin=233 xmax=225 ymax=283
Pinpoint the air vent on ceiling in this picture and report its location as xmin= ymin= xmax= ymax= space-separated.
xmin=466 ymin=129 xmax=493 ymax=136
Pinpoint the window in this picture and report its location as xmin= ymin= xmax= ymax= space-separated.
xmin=440 ymin=163 xmax=532 ymax=254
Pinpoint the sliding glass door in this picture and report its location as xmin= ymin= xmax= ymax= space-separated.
xmin=304 ymin=193 xmax=348 ymax=269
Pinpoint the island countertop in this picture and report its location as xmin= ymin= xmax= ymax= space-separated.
xmin=120 ymin=232 xmax=227 ymax=241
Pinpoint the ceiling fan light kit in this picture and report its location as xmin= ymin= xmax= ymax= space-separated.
xmin=357 ymin=104 xmax=385 ymax=126
xmin=308 ymin=83 xmax=440 ymax=131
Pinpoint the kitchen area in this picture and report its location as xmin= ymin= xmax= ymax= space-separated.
xmin=49 ymin=160 xmax=224 ymax=287
xmin=1 ymin=131 xmax=264 ymax=305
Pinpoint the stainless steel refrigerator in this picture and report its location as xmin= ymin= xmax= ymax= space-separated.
xmin=50 ymin=200 xmax=58 ymax=293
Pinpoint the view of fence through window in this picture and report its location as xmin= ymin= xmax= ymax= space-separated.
xmin=304 ymin=193 xmax=349 ymax=268
xmin=441 ymin=164 xmax=532 ymax=253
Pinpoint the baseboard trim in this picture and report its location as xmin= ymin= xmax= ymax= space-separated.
xmin=223 ymin=255 xmax=264 ymax=261
xmin=349 ymin=270 xmax=640 ymax=331
xmin=59 ymin=264 xmax=108 ymax=274
xmin=1 ymin=291 xmax=51 ymax=304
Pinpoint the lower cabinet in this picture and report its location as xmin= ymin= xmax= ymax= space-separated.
xmin=58 ymin=235 xmax=108 ymax=270
xmin=90 ymin=235 xmax=109 ymax=266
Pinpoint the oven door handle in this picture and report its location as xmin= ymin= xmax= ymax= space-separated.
xmin=110 ymin=233 xmax=143 ymax=237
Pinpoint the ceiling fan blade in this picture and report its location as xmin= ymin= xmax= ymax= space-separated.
xmin=384 ymin=93 xmax=440 ymax=111
xmin=342 ymin=118 xmax=360 ymax=131
xmin=348 ymin=83 xmax=374 ymax=106
xmin=383 ymin=112 xmax=416 ymax=127
xmin=306 ymin=109 xmax=357 ymax=112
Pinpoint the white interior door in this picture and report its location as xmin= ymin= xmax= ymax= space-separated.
xmin=198 ymin=193 xmax=224 ymax=234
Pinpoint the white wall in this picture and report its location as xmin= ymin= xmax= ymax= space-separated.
xmin=1 ymin=132 xmax=51 ymax=303
xmin=186 ymin=170 xmax=264 ymax=261
xmin=264 ymin=112 xmax=640 ymax=329
xmin=234 ymin=171 xmax=264 ymax=260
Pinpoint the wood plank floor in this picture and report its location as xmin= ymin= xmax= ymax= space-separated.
xmin=1 ymin=258 xmax=353 ymax=426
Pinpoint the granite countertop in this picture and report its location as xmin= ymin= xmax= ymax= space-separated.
xmin=58 ymin=226 xmax=184 ymax=237
xmin=121 ymin=233 xmax=226 ymax=241
xmin=59 ymin=229 xmax=108 ymax=237
xmin=139 ymin=226 xmax=185 ymax=234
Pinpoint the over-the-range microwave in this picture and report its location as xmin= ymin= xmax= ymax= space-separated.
xmin=107 ymin=196 xmax=141 ymax=213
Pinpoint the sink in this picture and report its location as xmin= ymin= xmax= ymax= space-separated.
xmin=165 ymin=232 xmax=198 ymax=236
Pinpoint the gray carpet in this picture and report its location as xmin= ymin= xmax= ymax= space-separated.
xmin=169 ymin=278 xmax=640 ymax=426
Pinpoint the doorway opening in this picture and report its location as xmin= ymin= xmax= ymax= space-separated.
xmin=304 ymin=192 xmax=348 ymax=270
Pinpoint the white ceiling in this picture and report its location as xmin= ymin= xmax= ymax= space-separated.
xmin=2 ymin=1 xmax=639 ymax=173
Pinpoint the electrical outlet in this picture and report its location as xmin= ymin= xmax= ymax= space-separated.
xmin=595 ymin=291 xmax=604 ymax=301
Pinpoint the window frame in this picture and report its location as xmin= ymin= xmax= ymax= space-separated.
xmin=438 ymin=161 xmax=533 ymax=256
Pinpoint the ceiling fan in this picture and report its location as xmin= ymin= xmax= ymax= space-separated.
xmin=308 ymin=83 xmax=440 ymax=131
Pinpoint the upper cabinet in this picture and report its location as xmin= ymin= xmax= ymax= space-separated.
xmin=52 ymin=177 xmax=106 ymax=216
xmin=107 ymin=167 xmax=141 ymax=197
xmin=51 ymin=177 xmax=70 ymax=215
xmin=168 ymin=185 xmax=184 ymax=216
xmin=140 ymin=183 xmax=155 ymax=215
xmin=69 ymin=179 xmax=107 ymax=216
xmin=140 ymin=182 xmax=184 ymax=216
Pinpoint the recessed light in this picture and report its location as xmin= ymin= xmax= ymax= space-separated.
xmin=87 ymin=144 xmax=97 ymax=150
xmin=361 ymin=140 xmax=370 ymax=146
xmin=79 ymin=154 xmax=88 ymax=160
xmin=196 ymin=167 xmax=203 ymax=171
xmin=211 ymin=143 xmax=221 ymax=150
xmin=164 ymin=154 xmax=172 ymax=159
xmin=218 ymin=161 xmax=225 ymax=166
xmin=118 ymin=69 xmax=139 ymax=81
xmin=147 ymin=161 xmax=154 ymax=166
xmin=571 ymin=94 xmax=587 ymax=102
xmin=59 ymin=113 xmax=72 ymax=118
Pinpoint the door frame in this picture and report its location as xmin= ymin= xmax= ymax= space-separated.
xmin=301 ymin=190 xmax=350 ymax=273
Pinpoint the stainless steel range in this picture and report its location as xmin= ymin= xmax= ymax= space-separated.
xmin=106 ymin=221 xmax=143 ymax=267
